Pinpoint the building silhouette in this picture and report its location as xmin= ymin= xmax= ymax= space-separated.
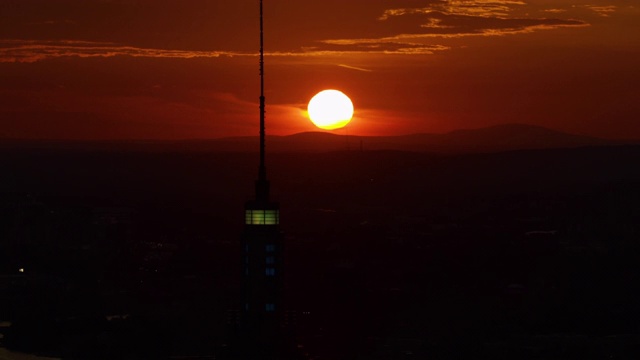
xmin=237 ymin=1 xmax=287 ymax=358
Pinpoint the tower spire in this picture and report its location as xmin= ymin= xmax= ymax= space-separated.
xmin=256 ymin=0 xmax=269 ymax=202
xmin=239 ymin=2 xmax=284 ymax=353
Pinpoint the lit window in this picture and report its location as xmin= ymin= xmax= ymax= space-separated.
xmin=265 ymin=244 xmax=275 ymax=252
xmin=265 ymin=303 xmax=275 ymax=312
xmin=265 ymin=267 xmax=275 ymax=276
xmin=245 ymin=209 xmax=279 ymax=225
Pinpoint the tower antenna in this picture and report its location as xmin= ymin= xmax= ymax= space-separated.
xmin=256 ymin=0 xmax=269 ymax=201
xmin=240 ymin=2 xmax=284 ymax=352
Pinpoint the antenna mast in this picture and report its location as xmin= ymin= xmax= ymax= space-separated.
xmin=256 ymin=0 xmax=269 ymax=201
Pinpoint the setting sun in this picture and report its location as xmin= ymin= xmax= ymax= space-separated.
xmin=307 ymin=90 xmax=354 ymax=130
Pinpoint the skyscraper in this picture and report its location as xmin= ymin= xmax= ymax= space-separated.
xmin=239 ymin=0 xmax=284 ymax=355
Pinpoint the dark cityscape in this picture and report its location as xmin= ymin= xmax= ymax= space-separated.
xmin=1 ymin=138 xmax=639 ymax=359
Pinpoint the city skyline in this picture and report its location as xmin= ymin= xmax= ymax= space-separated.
xmin=1 ymin=1 xmax=639 ymax=140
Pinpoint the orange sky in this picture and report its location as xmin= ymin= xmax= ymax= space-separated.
xmin=0 ymin=0 xmax=638 ymax=140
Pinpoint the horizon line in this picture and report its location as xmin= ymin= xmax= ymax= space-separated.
xmin=0 ymin=124 xmax=638 ymax=143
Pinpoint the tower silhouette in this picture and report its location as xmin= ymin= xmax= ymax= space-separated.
xmin=239 ymin=0 xmax=285 ymax=357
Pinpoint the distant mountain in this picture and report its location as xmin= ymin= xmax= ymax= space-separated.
xmin=266 ymin=124 xmax=618 ymax=153
xmin=134 ymin=124 xmax=631 ymax=153
xmin=0 ymin=124 xmax=632 ymax=153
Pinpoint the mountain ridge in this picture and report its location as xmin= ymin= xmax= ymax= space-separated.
xmin=0 ymin=123 xmax=634 ymax=153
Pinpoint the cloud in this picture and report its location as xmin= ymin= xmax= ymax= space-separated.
xmin=337 ymin=64 xmax=373 ymax=72
xmin=0 ymin=1 xmax=591 ymax=62
xmin=0 ymin=39 xmax=452 ymax=63
xmin=583 ymin=5 xmax=617 ymax=17
xmin=313 ymin=1 xmax=588 ymax=54
xmin=311 ymin=41 xmax=450 ymax=55
xmin=377 ymin=2 xmax=589 ymax=37
xmin=543 ymin=9 xmax=568 ymax=14
xmin=380 ymin=0 xmax=528 ymax=19
xmin=0 ymin=40 xmax=246 ymax=63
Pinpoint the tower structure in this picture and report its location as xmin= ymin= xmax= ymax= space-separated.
xmin=240 ymin=0 xmax=284 ymax=354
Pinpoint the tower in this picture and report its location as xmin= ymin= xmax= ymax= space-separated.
xmin=240 ymin=0 xmax=284 ymax=355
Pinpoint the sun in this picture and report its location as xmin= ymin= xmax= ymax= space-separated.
xmin=307 ymin=90 xmax=354 ymax=130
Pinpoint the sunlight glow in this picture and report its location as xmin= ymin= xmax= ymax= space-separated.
xmin=307 ymin=90 xmax=354 ymax=130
